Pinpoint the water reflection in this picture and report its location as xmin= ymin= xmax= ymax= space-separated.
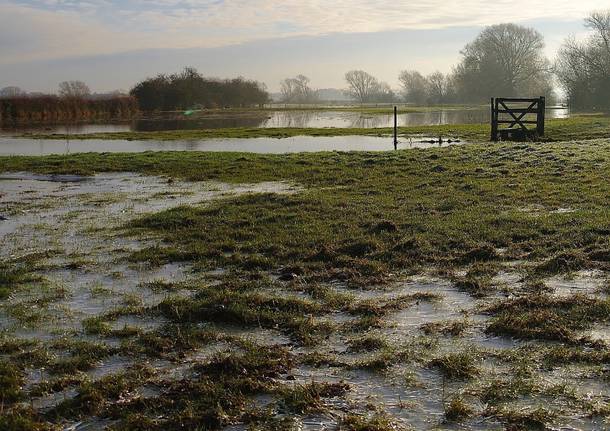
xmin=0 ymin=135 xmax=466 ymax=156
xmin=0 ymin=108 xmax=570 ymax=136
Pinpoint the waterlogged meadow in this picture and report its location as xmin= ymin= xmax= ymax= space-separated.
xmin=1 ymin=138 xmax=610 ymax=430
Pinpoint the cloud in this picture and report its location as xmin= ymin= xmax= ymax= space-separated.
xmin=1 ymin=0 xmax=607 ymax=65
xmin=0 ymin=19 xmax=586 ymax=94
xmin=0 ymin=3 xmax=151 ymax=64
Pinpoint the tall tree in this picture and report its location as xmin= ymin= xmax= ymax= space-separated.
xmin=344 ymin=70 xmax=379 ymax=103
xmin=426 ymin=72 xmax=448 ymax=104
xmin=280 ymin=75 xmax=316 ymax=103
xmin=556 ymin=10 xmax=610 ymax=109
xmin=398 ymin=71 xmax=428 ymax=104
xmin=453 ymin=23 xmax=552 ymax=101
xmin=372 ymin=82 xmax=396 ymax=103
xmin=58 ymin=81 xmax=91 ymax=99
xmin=130 ymin=67 xmax=269 ymax=111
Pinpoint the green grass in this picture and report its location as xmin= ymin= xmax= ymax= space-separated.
xmin=0 ymin=360 xmax=23 ymax=403
xmin=445 ymin=396 xmax=475 ymax=421
xmin=0 ymin=260 xmax=38 ymax=300
xmin=341 ymin=412 xmax=407 ymax=430
xmin=429 ymin=351 xmax=480 ymax=379
xmin=486 ymin=294 xmax=610 ymax=343
xmin=277 ymin=381 xmax=349 ymax=414
xmin=16 ymin=114 xmax=610 ymax=142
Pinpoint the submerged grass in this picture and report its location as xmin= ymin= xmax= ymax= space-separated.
xmin=0 ymin=259 xmax=39 ymax=300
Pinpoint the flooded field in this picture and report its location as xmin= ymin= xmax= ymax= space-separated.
xmin=0 ymin=107 xmax=570 ymax=136
xmin=2 ymin=150 xmax=610 ymax=430
xmin=0 ymin=135 xmax=464 ymax=156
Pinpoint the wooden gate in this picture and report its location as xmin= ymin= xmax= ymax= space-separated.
xmin=491 ymin=97 xmax=545 ymax=141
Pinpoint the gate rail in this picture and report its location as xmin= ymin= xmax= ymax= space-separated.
xmin=491 ymin=97 xmax=545 ymax=141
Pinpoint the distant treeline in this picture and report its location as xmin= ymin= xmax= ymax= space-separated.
xmin=0 ymin=95 xmax=138 ymax=124
xmin=130 ymin=67 xmax=269 ymax=111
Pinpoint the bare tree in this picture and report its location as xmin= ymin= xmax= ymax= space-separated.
xmin=586 ymin=10 xmax=610 ymax=59
xmin=58 ymin=81 xmax=91 ymax=99
xmin=426 ymin=72 xmax=448 ymax=104
xmin=398 ymin=71 xmax=428 ymax=104
xmin=556 ymin=10 xmax=610 ymax=109
xmin=372 ymin=82 xmax=396 ymax=103
xmin=344 ymin=70 xmax=379 ymax=103
xmin=280 ymin=75 xmax=316 ymax=103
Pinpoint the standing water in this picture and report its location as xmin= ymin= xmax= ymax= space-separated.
xmin=0 ymin=135 xmax=465 ymax=156
xmin=0 ymin=108 xmax=570 ymax=136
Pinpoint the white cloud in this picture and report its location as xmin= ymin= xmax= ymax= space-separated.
xmin=1 ymin=0 xmax=607 ymax=65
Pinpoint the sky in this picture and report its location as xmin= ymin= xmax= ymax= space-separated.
xmin=0 ymin=0 xmax=605 ymax=93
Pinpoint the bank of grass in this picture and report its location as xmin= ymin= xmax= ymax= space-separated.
xmin=2 ymin=140 xmax=610 ymax=285
xmin=1 ymin=141 xmax=610 ymax=279
xmin=17 ymin=114 xmax=610 ymax=142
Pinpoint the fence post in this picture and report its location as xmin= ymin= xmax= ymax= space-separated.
xmin=393 ymin=106 xmax=398 ymax=150
xmin=490 ymin=98 xmax=497 ymax=141
xmin=538 ymin=96 xmax=545 ymax=137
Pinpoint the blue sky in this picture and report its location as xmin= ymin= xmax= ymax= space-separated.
xmin=0 ymin=0 xmax=604 ymax=92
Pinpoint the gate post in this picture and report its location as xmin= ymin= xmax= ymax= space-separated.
xmin=393 ymin=106 xmax=398 ymax=150
xmin=537 ymin=96 xmax=545 ymax=137
xmin=490 ymin=97 xmax=498 ymax=141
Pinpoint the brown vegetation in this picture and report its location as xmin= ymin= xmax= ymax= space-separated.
xmin=0 ymin=95 xmax=138 ymax=124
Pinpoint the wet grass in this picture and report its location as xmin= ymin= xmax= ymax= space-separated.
xmin=277 ymin=381 xmax=349 ymax=414
xmin=429 ymin=351 xmax=480 ymax=379
xmin=0 ymin=259 xmax=39 ymax=299
xmin=2 ymin=136 xmax=610 ymax=429
xmin=445 ymin=396 xmax=475 ymax=421
xmin=486 ymin=294 xmax=610 ymax=343
xmin=0 ymin=360 xmax=23 ymax=404
xmin=341 ymin=412 xmax=407 ymax=430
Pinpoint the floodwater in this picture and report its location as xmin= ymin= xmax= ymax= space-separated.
xmin=0 ymin=172 xmax=301 ymax=338
xmin=0 ymin=135 xmax=465 ymax=156
xmin=0 ymin=107 xmax=570 ymax=135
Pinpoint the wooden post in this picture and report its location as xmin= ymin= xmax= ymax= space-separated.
xmin=393 ymin=106 xmax=398 ymax=150
xmin=490 ymin=98 xmax=497 ymax=141
xmin=537 ymin=96 xmax=545 ymax=137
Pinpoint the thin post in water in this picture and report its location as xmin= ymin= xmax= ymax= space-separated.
xmin=393 ymin=106 xmax=398 ymax=150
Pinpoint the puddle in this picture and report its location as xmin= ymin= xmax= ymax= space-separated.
xmin=551 ymin=207 xmax=576 ymax=214
xmin=546 ymin=270 xmax=607 ymax=297
xmin=87 ymin=355 xmax=133 ymax=380
xmin=0 ymin=135 xmax=467 ymax=155
xmin=0 ymin=172 xmax=301 ymax=342
xmin=32 ymin=387 xmax=79 ymax=412
xmin=200 ymin=322 xmax=293 ymax=347
xmin=386 ymin=279 xmax=476 ymax=332
xmin=587 ymin=323 xmax=610 ymax=344
xmin=110 ymin=315 xmax=169 ymax=332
